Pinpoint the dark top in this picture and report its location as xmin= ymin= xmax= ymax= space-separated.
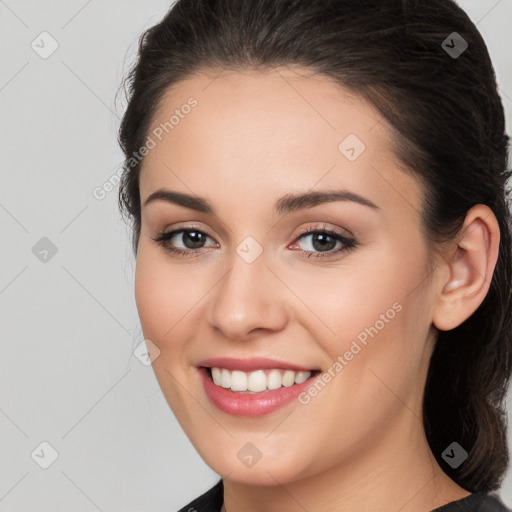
xmin=177 ymin=479 xmax=511 ymax=512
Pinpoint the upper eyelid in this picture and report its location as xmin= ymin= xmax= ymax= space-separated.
xmin=295 ymin=223 xmax=353 ymax=238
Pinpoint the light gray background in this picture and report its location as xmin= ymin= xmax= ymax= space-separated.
xmin=1 ymin=1 xmax=511 ymax=510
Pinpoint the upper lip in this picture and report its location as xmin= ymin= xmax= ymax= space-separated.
xmin=197 ymin=357 xmax=318 ymax=372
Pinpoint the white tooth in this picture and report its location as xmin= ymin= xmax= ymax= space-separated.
xmin=212 ymin=368 xmax=312 ymax=391
xmin=294 ymin=371 xmax=311 ymax=384
xmin=267 ymin=369 xmax=283 ymax=390
xmin=247 ymin=370 xmax=267 ymax=392
xmin=282 ymin=370 xmax=296 ymax=387
xmin=230 ymin=370 xmax=248 ymax=391
xmin=220 ymin=368 xmax=231 ymax=388
xmin=211 ymin=367 xmax=222 ymax=386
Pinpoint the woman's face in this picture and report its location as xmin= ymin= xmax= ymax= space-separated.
xmin=135 ymin=67 xmax=440 ymax=485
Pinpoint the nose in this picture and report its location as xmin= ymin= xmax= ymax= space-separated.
xmin=207 ymin=249 xmax=289 ymax=340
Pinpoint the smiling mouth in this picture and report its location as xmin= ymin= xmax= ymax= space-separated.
xmin=203 ymin=366 xmax=321 ymax=394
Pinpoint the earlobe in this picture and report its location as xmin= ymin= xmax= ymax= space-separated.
xmin=432 ymin=205 xmax=500 ymax=332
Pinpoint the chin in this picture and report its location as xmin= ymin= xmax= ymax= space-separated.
xmin=199 ymin=448 xmax=311 ymax=487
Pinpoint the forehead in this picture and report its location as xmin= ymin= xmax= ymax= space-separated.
xmin=138 ymin=66 xmax=423 ymax=220
xmin=144 ymin=65 xmax=388 ymax=164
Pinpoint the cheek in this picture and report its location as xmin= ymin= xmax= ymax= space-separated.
xmin=134 ymin=246 xmax=206 ymax=349
xmin=292 ymin=251 xmax=419 ymax=341
xmin=133 ymin=247 xmax=207 ymax=413
xmin=287 ymin=242 xmax=431 ymax=386
xmin=285 ymin=257 xmax=432 ymax=458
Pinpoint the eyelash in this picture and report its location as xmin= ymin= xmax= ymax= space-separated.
xmin=151 ymin=223 xmax=357 ymax=260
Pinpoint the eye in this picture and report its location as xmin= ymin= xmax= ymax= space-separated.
xmin=152 ymin=223 xmax=357 ymax=260
xmin=289 ymin=225 xmax=357 ymax=259
xmin=152 ymin=225 xmax=218 ymax=258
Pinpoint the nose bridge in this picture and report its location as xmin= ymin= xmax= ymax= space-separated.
xmin=207 ymin=242 xmax=288 ymax=338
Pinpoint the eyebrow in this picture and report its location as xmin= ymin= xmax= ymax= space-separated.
xmin=142 ymin=188 xmax=380 ymax=214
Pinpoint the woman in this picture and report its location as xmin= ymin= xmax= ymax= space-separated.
xmin=117 ymin=0 xmax=512 ymax=510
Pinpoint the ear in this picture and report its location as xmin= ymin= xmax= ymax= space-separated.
xmin=432 ymin=204 xmax=500 ymax=331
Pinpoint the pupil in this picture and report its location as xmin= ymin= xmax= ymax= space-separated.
xmin=312 ymin=233 xmax=335 ymax=252
xmin=184 ymin=231 xmax=205 ymax=249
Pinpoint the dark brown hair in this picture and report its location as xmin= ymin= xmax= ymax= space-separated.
xmin=117 ymin=0 xmax=512 ymax=491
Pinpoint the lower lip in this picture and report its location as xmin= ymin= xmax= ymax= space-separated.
xmin=198 ymin=367 xmax=319 ymax=417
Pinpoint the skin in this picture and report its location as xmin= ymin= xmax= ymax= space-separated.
xmin=134 ymin=66 xmax=500 ymax=512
